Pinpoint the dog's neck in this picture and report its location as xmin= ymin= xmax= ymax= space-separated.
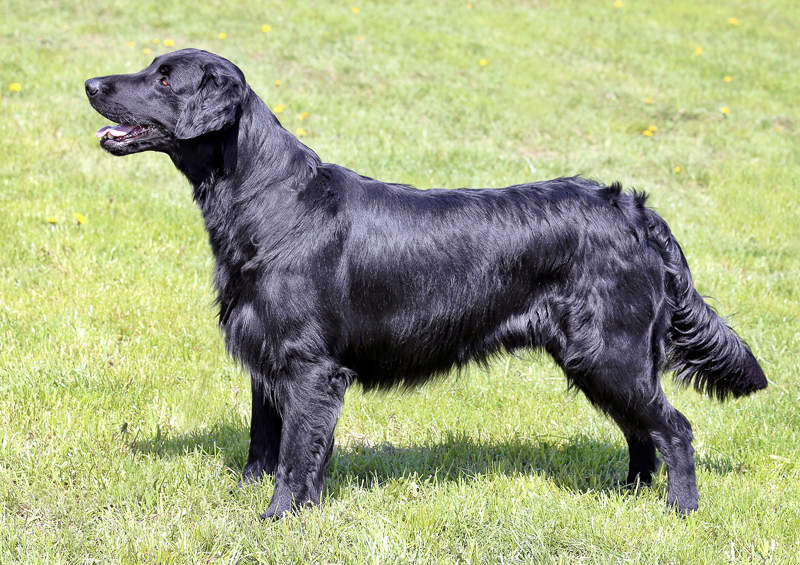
xmin=169 ymin=87 xmax=325 ymax=279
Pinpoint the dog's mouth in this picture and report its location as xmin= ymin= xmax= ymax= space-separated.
xmin=95 ymin=124 xmax=153 ymax=143
xmin=94 ymin=123 xmax=165 ymax=155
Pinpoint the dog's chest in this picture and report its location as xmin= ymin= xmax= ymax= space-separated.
xmin=214 ymin=263 xmax=270 ymax=372
xmin=212 ymin=255 xmax=311 ymax=374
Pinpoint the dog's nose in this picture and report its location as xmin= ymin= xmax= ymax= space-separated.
xmin=85 ymin=78 xmax=101 ymax=98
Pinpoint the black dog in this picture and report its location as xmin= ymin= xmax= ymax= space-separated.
xmin=86 ymin=49 xmax=766 ymax=518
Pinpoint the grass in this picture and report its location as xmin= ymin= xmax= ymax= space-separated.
xmin=1 ymin=0 xmax=799 ymax=562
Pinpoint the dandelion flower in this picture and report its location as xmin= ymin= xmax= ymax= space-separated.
xmin=298 ymin=112 xmax=309 ymax=120
xmin=262 ymin=24 xmax=272 ymax=33
xmin=273 ymin=104 xmax=285 ymax=113
xmin=46 ymin=216 xmax=58 ymax=224
xmin=142 ymin=48 xmax=151 ymax=55
xmin=127 ymin=41 xmax=136 ymax=48
xmin=356 ymin=35 xmax=366 ymax=41
xmin=73 ymin=213 xmax=87 ymax=225
xmin=673 ymin=166 xmax=681 ymax=173
xmin=644 ymin=96 xmax=652 ymax=104
xmin=642 ymin=129 xmax=654 ymax=137
xmin=614 ymin=0 xmax=623 ymax=7
xmin=723 ymin=75 xmax=732 ymax=83
xmin=218 ymin=32 xmax=227 ymax=40
xmin=720 ymin=106 xmax=730 ymax=115
xmin=479 ymin=58 xmax=489 ymax=66
xmin=296 ymin=127 xmax=307 ymax=137
xmin=274 ymin=79 xmax=282 ymax=86
xmin=648 ymin=125 xmax=657 ymax=132
xmin=152 ymin=38 xmax=160 ymax=44
xmin=351 ymin=6 xmax=360 ymax=13
xmin=9 ymin=82 xmax=22 ymax=92
xmin=466 ymin=2 xmax=473 ymax=8
xmin=693 ymin=46 xmax=702 ymax=56
xmin=163 ymin=39 xmax=175 ymax=47
xmin=728 ymin=17 xmax=739 ymax=26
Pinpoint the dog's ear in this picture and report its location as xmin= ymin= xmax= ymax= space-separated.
xmin=175 ymin=64 xmax=245 ymax=140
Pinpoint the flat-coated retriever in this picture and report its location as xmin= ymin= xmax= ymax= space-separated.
xmin=86 ymin=49 xmax=766 ymax=518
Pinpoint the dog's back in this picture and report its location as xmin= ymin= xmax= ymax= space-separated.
xmin=317 ymin=170 xmax=656 ymax=389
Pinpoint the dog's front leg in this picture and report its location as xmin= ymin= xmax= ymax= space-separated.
xmin=239 ymin=376 xmax=282 ymax=486
xmin=261 ymin=359 xmax=350 ymax=519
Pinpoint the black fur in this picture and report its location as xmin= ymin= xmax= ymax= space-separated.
xmin=85 ymin=49 xmax=767 ymax=518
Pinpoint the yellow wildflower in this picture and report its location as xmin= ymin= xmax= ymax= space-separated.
xmin=73 ymin=213 xmax=87 ymax=225
xmin=693 ymin=46 xmax=702 ymax=56
xmin=614 ymin=0 xmax=623 ymax=7
xmin=723 ymin=75 xmax=732 ymax=83
xmin=648 ymin=125 xmax=657 ymax=132
xmin=163 ymin=39 xmax=175 ymax=47
xmin=142 ymin=48 xmax=151 ymax=55
xmin=9 ymin=82 xmax=22 ymax=92
xmin=728 ymin=17 xmax=739 ymax=26
xmin=356 ymin=35 xmax=366 ymax=41
xmin=274 ymin=79 xmax=282 ymax=86
xmin=298 ymin=112 xmax=309 ymax=120
xmin=479 ymin=58 xmax=489 ymax=66
xmin=46 ymin=216 xmax=58 ymax=224
xmin=644 ymin=96 xmax=652 ymax=104
xmin=721 ymin=106 xmax=730 ymax=115
xmin=218 ymin=32 xmax=227 ymax=40
xmin=351 ymin=6 xmax=360 ymax=13
xmin=262 ymin=24 xmax=272 ymax=33
xmin=127 ymin=41 xmax=135 ymax=48
xmin=466 ymin=2 xmax=473 ymax=8
xmin=642 ymin=130 xmax=653 ymax=137
xmin=152 ymin=38 xmax=160 ymax=44
xmin=273 ymin=104 xmax=285 ymax=113
xmin=673 ymin=166 xmax=681 ymax=173
xmin=296 ymin=127 xmax=307 ymax=137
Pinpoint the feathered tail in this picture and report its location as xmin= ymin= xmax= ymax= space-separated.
xmin=646 ymin=210 xmax=767 ymax=400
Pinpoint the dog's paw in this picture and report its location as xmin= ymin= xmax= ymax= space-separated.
xmin=666 ymin=490 xmax=699 ymax=517
xmin=238 ymin=459 xmax=276 ymax=488
xmin=259 ymin=502 xmax=295 ymax=521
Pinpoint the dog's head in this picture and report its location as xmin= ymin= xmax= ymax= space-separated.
xmin=85 ymin=48 xmax=246 ymax=156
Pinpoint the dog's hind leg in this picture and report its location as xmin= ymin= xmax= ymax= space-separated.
xmin=261 ymin=358 xmax=351 ymax=519
xmin=239 ymin=376 xmax=283 ymax=486
xmin=612 ymin=419 xmax=659 ymax=487
xmin=558 ymin=283 xmax=699 ymax=513
xmin=647 ymin=399 xmax=698 ymax=514
xmin=608 ymin=390 xmax=697 ymax=514
xmin=579 ymin=359 xmax=699 ymax=514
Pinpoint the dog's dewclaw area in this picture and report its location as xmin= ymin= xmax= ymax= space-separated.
xmin=1 ymin=1 xmax=798 ymax=563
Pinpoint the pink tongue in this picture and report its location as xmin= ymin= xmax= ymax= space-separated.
xmin=95 ymin=124 xmax=136 ymax=138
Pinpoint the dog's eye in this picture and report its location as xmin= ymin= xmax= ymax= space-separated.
xmin=160 ymin=78 xmax=169 ymax=87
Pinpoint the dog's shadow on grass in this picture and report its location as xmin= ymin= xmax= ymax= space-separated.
xmin=327 ymin=433 xmax=629 ymax=497
xmin=132 ymin=421 xmax=745 ymax=496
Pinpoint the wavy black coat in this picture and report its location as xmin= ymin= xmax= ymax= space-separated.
xmin=85 ymin=49 xmax=766 ymax=518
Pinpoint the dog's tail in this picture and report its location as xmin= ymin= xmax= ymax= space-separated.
xmin=645 ymin=209 xmax=767 ymax=400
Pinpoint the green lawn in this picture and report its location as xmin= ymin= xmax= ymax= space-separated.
xmin=2 ymin=0 xmax=799 ymax=562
